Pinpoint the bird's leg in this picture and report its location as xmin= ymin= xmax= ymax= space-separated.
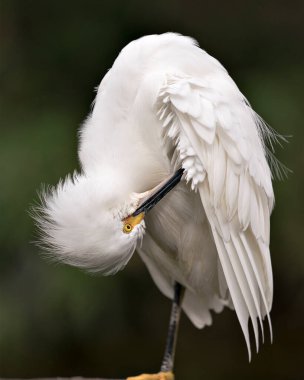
xmin=160 ymin=282 xmax=184 ymax=372
xmin=126 ymin=283 xmax=184 ymax=380
xmin=160 ymin=282 xmax=184 ymax=374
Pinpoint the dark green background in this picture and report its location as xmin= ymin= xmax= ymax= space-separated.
xmin=0 ymin=1 xmax=303 ymax=379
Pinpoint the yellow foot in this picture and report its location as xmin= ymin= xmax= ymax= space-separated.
xmin=127 ymin=371 xmax=174 ymax=380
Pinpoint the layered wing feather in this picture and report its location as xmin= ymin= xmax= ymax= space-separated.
xmin=157 ymin=72 xmax=274 ymax=359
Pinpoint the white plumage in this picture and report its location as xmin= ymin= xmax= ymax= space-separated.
xmin=36 ymin=33 xmax=277 ymax=359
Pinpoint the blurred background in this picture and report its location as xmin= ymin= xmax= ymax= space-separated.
xmin=0 ymin=1 xmax=303 ymax=379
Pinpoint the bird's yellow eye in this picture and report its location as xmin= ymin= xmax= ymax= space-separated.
xmin=123 ymin=223 xmax=133 ymax=234
xmin=122 ymin=212 xmax=145 ymax=234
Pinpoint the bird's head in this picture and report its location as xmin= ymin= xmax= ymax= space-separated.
xmin=34 ymin=169 xmax=183 ymax=275
xmin=34 ymin=172 xmax=146 ymax=274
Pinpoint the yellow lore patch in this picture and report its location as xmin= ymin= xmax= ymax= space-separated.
xmin=122 ymin=212 xmax=145 ymax=234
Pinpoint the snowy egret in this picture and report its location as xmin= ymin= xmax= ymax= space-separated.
xmin=35 ymin=33 xmax=280 ymax=379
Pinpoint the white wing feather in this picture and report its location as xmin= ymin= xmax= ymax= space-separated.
xmin=157 ymin=72 xmax=274 ymax=359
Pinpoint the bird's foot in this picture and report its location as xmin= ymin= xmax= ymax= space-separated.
xmin=127 ymin=371 xmax=174 ymax=380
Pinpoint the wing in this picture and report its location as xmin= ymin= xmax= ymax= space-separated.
xmin=157 ymin=71 xmax=274 ymax=359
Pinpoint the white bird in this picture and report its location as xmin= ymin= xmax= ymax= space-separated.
xmin=35 ymin=33 xmax=279 ymax=379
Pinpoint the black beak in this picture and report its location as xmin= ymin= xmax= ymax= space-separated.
xmin=132 ymin=168 xmax=184 ymax=216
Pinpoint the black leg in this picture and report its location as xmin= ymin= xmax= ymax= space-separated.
xmin=160 ymin=282 xmax=184 ymax=373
